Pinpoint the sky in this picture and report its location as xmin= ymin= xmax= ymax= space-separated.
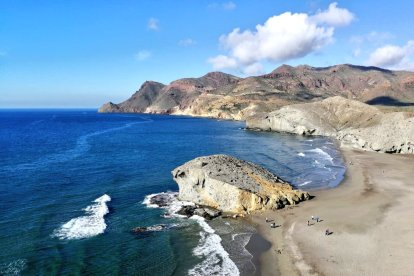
xmin=0 ymin=0 xmax=413 ymax=108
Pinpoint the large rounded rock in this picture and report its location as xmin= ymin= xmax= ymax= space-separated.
xmin=172 ymin=155 xmax=310 ymax=214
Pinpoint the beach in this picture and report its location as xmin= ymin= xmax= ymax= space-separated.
xmin=250 ymin=148 xmax=414 ymax=275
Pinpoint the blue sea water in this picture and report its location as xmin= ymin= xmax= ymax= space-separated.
xmin=0 ymin=110 xmax=345 ymax=275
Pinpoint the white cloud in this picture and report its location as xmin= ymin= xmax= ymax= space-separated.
xmin=350 ymin=31 xmax=394 ymax=45
xmin=243 ymin=62 xmax=264 ymax=75
xmin=311 ymin=2 xmax=354 ymax=27
xmin=148 ymin=17 xmax=159 ymax=31
xmin=208 ymin=55 xmax=238 ymax=69
xmin=135 ymin=50 xmax=152 ymax=61
xmin=178 ymin=38 xmax=197 ymax=47
xmin=208 ymin=1 xmax=236 ymax=10
xmin=208 ymin=2 xmax=354 ymax=74
xmin=222 ymin=1 xmax=236 ymax=10
xmin=367 ymin=41 xmax=414 ymax=68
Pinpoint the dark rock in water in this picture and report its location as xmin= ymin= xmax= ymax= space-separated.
xmin=194 ymin=207 xmax=222 ymax=220
xmin=176 ymin=205 xmax=221 ymax=220
xmin=177 ymin=205 xmax=196 ymax=217
xmin=132 ymin=224 xmax=168 ymax=233
xmin=149 ymin=193 xmax=176 ymax=207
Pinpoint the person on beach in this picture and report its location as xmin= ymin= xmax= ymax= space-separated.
xmin=311 ymin=215 xmax=314 ymax=221
xmin=316 ymin=217 xmax=320 ymax=223
xmin=325 ymin=229 xmax=330 ymax=235
xmin=265 ymin=217 xmax=268 ymax=223
xmin=307 ymin=220 xmax=310 ymax=226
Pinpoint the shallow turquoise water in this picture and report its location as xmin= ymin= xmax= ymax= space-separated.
xmin=0 ymin=110 xmax=345 ymax=275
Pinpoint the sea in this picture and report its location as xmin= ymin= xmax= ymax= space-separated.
xmin=0 ymin=110 xmax=345 ymax=275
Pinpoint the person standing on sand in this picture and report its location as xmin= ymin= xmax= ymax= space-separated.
xmin=307 ymin=220 xmax=310 ymax=226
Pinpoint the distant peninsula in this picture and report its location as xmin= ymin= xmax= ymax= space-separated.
xmin=99 ymin=64 xmax=414 ymax=121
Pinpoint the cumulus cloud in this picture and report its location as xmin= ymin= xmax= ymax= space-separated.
xmin=208 ymin=3 xmax=354 ymax=74
xmin=367 ymin=41 xmax=414 ymax=68
xmin=178 ymin=38 xmax=197 ymax=47
xmin=148 ymin=17 xmax=159 ymax=31
xmin=135 ymin=50 xmax=152 ymax=61
xmin=311 ymin=2 xmax=354 ymax=27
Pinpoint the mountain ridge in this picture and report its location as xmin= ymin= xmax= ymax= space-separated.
xmin=99 ymin=64 xmax=414 ymax=120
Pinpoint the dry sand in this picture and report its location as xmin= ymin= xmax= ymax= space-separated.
xmin=249 ymin=148 xmax=414 ymax=276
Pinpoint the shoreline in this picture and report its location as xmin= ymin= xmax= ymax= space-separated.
xmin=249 ymin=148 xmax=414 ymax=275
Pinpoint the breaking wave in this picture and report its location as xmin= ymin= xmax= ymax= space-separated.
xmin=52 ymin=194 xmax=111 ymax=240
xmin=143 ymin=192 xmax=239 ymax=275
xmin=307 ymin=148 xmax=334 ymax=164
xmin=188 ymin=216 xmax=239 ymax=276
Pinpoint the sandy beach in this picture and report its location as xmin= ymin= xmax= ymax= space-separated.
xmin=249 ymin=148 xmax=414 ymax=275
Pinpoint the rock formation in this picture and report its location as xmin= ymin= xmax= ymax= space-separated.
xmin=246 ymin=96 xmax=414 ymax=154
xmin=99 ymin=64 xmax=414 ymax=120
xmin=171 ymin=155 xmax=310 ymax=214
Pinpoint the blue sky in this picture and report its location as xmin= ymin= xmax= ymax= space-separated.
xmin=1 ymin=0 xmax=413 ymax=107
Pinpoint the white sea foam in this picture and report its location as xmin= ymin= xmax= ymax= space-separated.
xmin=142 ymin=192 xmax=194 ymax=217
xmin=52 ymin=194 xmax=111 ymax=240
xmin=298 ymin=181 xmax=312 ymax=187
xmin=297 ymin=152 xmax=305 ymax=157
xmin=307 ymin=148 xmax=334 ymax=164
xmin=188 ymin=215 xmax=239 ymax=276
xmin=0 ymin=259 xmax=26 ymax=276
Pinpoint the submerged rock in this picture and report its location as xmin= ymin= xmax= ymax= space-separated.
xmin=172 ymin=155 xmax=310 ymax=214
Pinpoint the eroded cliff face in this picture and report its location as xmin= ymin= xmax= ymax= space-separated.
xmin=171 ymin=155 xmax=310 ymax=214
xmin=246 ymin=96 xmax=414 ymax=154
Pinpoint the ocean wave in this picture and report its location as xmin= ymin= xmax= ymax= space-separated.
xmin=1 ymin=120 xmax=150 ymax=173
xmin=307 ymin=148 xmax=334 ymax=164
xmin=0 ymin=259 xmax=26 ymax=276
xmin=188 ymin=216 xmax=239 ymax=276
xmin=142 ymin=192 xmax=194 ymax=216
xmin=52 ymin=194 xmax=111 ymax=240
xmin=298 ymin=180 xmax=312 ymax=187
xmin=297 ymin=152 xmax=305 ymax=157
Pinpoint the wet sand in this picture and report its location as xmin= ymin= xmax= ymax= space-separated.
xmin=250 ymin=148 xmax=414 ymax=275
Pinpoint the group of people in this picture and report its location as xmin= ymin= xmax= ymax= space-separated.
xmin=265 ymin=217 xmax=278 ymax=228
xmin=307 ymin=215 xmax=331 ymax=235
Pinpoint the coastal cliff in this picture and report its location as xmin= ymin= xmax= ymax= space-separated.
xmin=171 ymin=155 xmax=310 ymax=214
xmin=246 ymin=96 xmax=414 ymax=154
xmin=99 ymin=64 xmax=414 ymax=120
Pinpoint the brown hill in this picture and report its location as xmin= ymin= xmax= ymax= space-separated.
xmin=99 ymin=64 xmax=414 ymax=120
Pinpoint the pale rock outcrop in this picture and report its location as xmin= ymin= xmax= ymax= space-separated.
xmin=171 ymin=155 xmax=310 ymax=214
xmin=246 ymin=96 xmax=414 ymax=154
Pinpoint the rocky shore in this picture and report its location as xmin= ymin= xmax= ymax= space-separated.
xmin=247 ymin=96 xmax=414 ymax=154
xmin=172 ymin=154 xmax=310 ymax=215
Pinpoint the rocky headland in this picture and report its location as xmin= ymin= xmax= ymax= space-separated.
xmin=99 ymin=64 xmax=414 ymax=120
xmin=171 ymin=154 xmax=310 ymax=214
xmin=246 ymin=96 xmax=414 ymax=154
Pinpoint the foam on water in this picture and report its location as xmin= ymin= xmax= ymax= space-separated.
xmin=297 ymin=152 xmax=305 ymax=157
xmin=188 ymin=216 xmax=240 ymax=276
xmin=298 ymin=180 xmax=312 ymax=186
xmin=52 ymin=194 xmax=111 ymax=240
xmin=143 ymin=193 xmax=239 ymax=275
xmin=307 ymin=148 xmax=334 ymax=164
xmin=142 ymin=192 xmax=195 ymax=216
xmin=0 ymin=259 xmax=26 ymax=276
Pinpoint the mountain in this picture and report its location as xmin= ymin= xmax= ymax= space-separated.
xmin=99 ymin=64 xmax=414 ymax=120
